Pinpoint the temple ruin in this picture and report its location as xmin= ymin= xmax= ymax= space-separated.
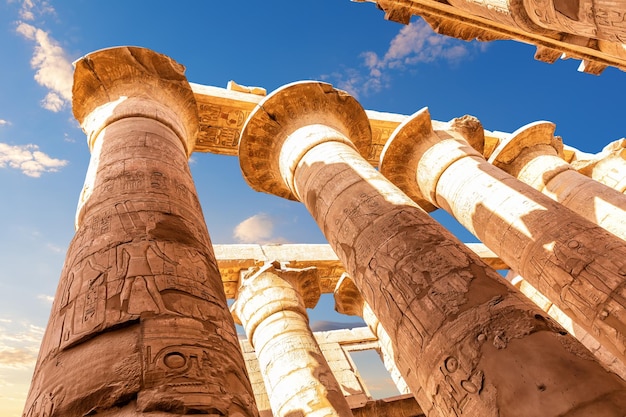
xmin=21 ymin=36 xmax=626 ymax=417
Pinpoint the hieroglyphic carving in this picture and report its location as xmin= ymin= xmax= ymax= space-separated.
xmin=196 ymin=103 xmax=251 ymax=151
xmin=139 ymin=317 xmax=252 ymax=414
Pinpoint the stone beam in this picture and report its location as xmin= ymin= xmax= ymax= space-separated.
xmin=214 ymin=243 xmax=508 ymax=298
xmin=191 ymin=83 xmax=501 ymax=162
xmin=354 ymin=0 xmax=626 ymax=74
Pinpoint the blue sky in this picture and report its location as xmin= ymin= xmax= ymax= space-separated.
xmin=0 ymin=1 xmax=625 ymax=415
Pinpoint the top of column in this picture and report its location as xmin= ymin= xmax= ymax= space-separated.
xmin=72 ymin=46 xmax=199 ymax=155
xmin=379 ymin=107 xmax=485 ymax=211
xmin=238 ymin=81 xmax=371 ymax=200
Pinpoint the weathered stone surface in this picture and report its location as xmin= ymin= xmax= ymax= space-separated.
xmin=239 ymin=81 xmax=626 ymax=417
xmin=381 ymin=107 xmax=626 ymax=370
xmin=572 ymin=138 xmax=626 ymax=193
xmin=232 ymin=263 xmax=353 ymax=417
xmin=489 ymin=121 xmax=626 ymax=241
xmin=334 ymin=275 xmax=411 ymax=395
xmin=506 ymin=270 xmax=626 ymax=380
xmin=214 ymin=243 xmax=507 ymax=297
xmin=356 ymin=0 xmax=626 ymax=73
xmin=24 ymin=47 xmax=258 ymax=417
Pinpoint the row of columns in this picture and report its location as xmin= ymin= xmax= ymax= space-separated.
xmin=24 ymin=46 xmax=626 ymax=417
xmin=238 ymin=81 xmax=626 ymax=416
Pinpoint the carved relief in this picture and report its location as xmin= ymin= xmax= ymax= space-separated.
xmin=433 ymin=355 xmax=484 ymax=417
xmin=139 ymin=317 xmax=249 ymax=414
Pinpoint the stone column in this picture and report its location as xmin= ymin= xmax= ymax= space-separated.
xmin=238 ymin=81 xmax=626 ymax=417
xmin=380 ymin=107 xmax=626 ymax=370
xmin=504 ymin=270 xmax=626 ymax=380
xmin=484 ymin=124 xmax=626 ymax=376
xmin=23 ymin=47 xmax=258 ymax=417
xmin=334 ymin=274 xmax=410 ymax=395
xmin=488 ymin=121 xmax=626 ymax=241
xmin=231 ymin=262 xmax=353 ymax=417
xmin=573 ymin=138 xmax=626 ymax=194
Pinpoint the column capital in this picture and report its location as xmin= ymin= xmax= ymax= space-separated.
xmin=238 ymin=81 xmax=371 ymax=200
xmin=487 ymin=122 xmax=578 ymax=193
xmin=379 ymin=107 xmax=483 ymax=210
xmin=72 ymin=46 xmax=199 ymax=155
xmin=489 ymin=122 xmax=560 ymax=162
xmin=231 ymin=262 xmax=321 ymax=339
xmin=333 ymin=273 xmax=365 ymax=317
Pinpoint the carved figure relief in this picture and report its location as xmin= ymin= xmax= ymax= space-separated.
xmin=116 ymin=236 xmax=178 ymax=315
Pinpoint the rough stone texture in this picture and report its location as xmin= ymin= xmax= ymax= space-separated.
xmin=572 ymin=138 xmax=626 ymax=193
xmin=485 ymin=121 xmax=626 ymax=376
xmin=240 ymin=327 xmax=422 ymax=416
xmin=506 ymin=270 xmax=626 ymax=380
xmin=380 ymin=107 xmax=626 ymax=370
xmin=213 ymin=243 xmax=507 ymax=298
xmin=239 ymin=81 xmax=626 ymax=417
xmin=489 ymin=121 xmax=626 ymax=241
xmin=334 ymin=274 xmax=411 ymax=395
xmin=24 ymin=47 xmax=258 ymax=417
xmin=357 ymin=0 xmax=626 ymax=74
xmin=231 ymin=263 xmax=354 ymax=417
xmin=350 ymin=395 xmax=424 ymax=417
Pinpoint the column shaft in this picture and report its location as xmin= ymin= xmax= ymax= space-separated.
xmin=334 ymin=275 xmax=410 ymax=395
xmin=490 ymin=122 xmax=626 ymax=241
xmin=383 ymin=109 xmax=626 ymax=368
xmin=233 ymin=265 xmax=353 ymax=417
xmin=24 ymin=47 xmax=257 ymax=417
xmin=239 ymin=82 xmax=626 ymax=416
xmin=295 ymin=138 xmax=626 ymax=416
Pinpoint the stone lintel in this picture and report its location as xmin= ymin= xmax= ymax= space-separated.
xmin=215 ymin=243 xmax=508 ymax=298
xmin=190 ymin=82 xmax=504 ymax=162
xmin=357 ymin=0 xmax=626 ymax=73
xmin=238 ymin=81 xmax=371 ymax=200
xmin=73 ymin=46 xmax=199 ymax=155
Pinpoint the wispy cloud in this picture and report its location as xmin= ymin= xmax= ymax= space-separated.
xmin=0 ymin=142 xmax=68 ymax=177
xmin=233 ymin=213 xmax=289 ymax=244
xmin=0 ymin=119 xmax=10 ymax=127
xmin=15 ymin=21 xmax=73 ymax=112
xmin=323 ymin=19 xmax=482 ymax=97
xmin=36 ymin=294 xmax=54 ymax=304
xmin=0 ymin=320 xmax=43 ymax=370
xmin=16 ymin=0 xmax=56 ymax=21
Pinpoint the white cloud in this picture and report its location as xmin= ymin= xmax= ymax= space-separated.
xmin=17 ymin=0 xmax=55 ymax=21
xmin=36 ymin=294 xmax=54 ymax=303
xmin=0 ymin=119 xmax=10 ymax=127
xmin=323 ymin=19 xmax=481 ymax=97
xmin=15 ymin=22 xmax=73 ymax=112
xmin=233 ymin=213 xmax=290 ymax=244
xmin=0 ymin=142 xmax=68 ymax=177
xmin=0 ymin=320 xmax=43 ymax=370
xmin=234 ymin=213 xmax=275 ymax=243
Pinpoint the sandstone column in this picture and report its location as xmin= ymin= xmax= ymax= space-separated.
xmin=488 ymin=121 xmax=626 ymax=241
xmin=483 ymin=123 xmax=626 ymax=375
xmin=238 ymin=81 xmax=626 ymax=417
xmin=334 ymin=274 xmax=410 ymax=395
xmin=380 ymin=107 xmax=626 ymax=369
xmin=231 ymin=262 xmax=353 ymax=417
xmin=573 ymin=138 xmax=626 ymax=194
xmin=23 ymin=47 xmax=258 ymax=417
xmin=504 ymin=270 xmax=626 ymax=380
